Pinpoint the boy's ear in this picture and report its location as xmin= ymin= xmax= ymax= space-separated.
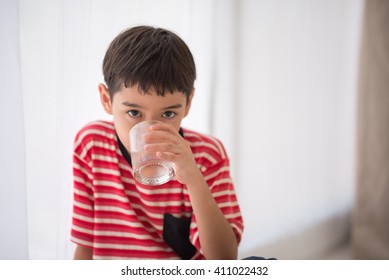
xmin=99 ymin=83 xmax=113 ymax=115
xmin=184 ymin=89 xmax=195 ymax=118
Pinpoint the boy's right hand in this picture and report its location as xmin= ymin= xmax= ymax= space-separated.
xmin=144 ymin=122 xmax=203 ymax=186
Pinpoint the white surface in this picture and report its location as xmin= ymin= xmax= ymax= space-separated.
xmin=235 ymin=0 xmax=364 ymax=258
xmin=0 ymin=0 xmax=29 ymax=259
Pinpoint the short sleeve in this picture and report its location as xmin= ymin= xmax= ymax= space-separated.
xmin=70 ymin=136 xmax=95 ymax=248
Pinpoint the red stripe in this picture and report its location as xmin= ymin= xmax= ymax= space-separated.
xmin=73 ymin=205 xmax=94 ymax=217
xmin=74 ymin=193 xmax=93 ymax=205
xmin=94 ymin=235 xmax=164 ymax=246
xmin=94 ymin=222 xmax=160 ymax=236
xmin=71 ymin=228 xmax=94 ymax=242
xmin=94 ymin=248 xmax=176 ymax=259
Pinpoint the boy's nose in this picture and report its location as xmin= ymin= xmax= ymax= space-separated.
xmin=144 ymin=117 xmax=161 ymax=123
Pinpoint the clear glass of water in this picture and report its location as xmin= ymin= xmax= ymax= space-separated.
xmin=129 ymin=121 xmax=175 ymax=186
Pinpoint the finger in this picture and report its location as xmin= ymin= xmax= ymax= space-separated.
xmin=149 ymin=122 xmax=177 ymax=134
xmin=144 ymin=143 xmax=181 ymax=154
xmin=156 ymin=151 xmax=177 ymax=162
xmin=144 ymin=130 xmax=180 ymax=144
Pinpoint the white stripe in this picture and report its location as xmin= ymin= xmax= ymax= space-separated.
xmin=100 ymin=176 xmax=186 ymax=197
xmin=93 ymin=205 xmax=163 ymax=230
xmin=95 ymin=218 xmax=154 ymax=232
xmin=93 ymin=243 xmax=172 ymax=252
xmin=182 ymin=132 xmax=201 ymax=139
xmin=71 ymin=236 xmax=93 ymax=247
xmin=94 ymin=182 xmax=191 ymax=210
xmin=72 ymin=225 xmax=162 ymax=241
xmin=126 ymin=182 xmax=184 ymax=195
xmin=225 ymin=212 xmax=242 ymax=219
xmin=231 ymin=223 xmax=244 ymax=237
xmin=204 ymin=166 xmax=230 ymax=181
xmin=210 ymin=178 xmax=233 ymax=189
xmin=72 ymin=213 xmax=156 ymax=233
xmin=74 ymin=209 xmax=190 ymax=239
xmin=193 ymin=152 xmax=217 ymax=164
xmin=212 ymin=189 xmax=236 ymax=198
xmin=191 ymin=230 xmax=200 ymax=249
xmin=208 ymin=137 xmax=226 ymax=159
xmin=92 ymin=167 xmax=121 ymax=176
xmin=130 ymin=203 xmax=192 ymax=220
xmin=191 ymin=251 xmax=202 ymax=260
xmin=78 ymin=141 xmax=117 ymax=159
xmin=119 ymin=163 xmax=133 ymax=173
xmin=74 ymin=200 xmax=93 ymax=210
xmin=185 ymin=131 xmax=225 ymax=159
xmin=74 ymin=175 xmax=93 ymax=190
xmin=94 ymin=204 xmax=191 ymax=226
xmin=124 ymin=190 xmax=189 ymax=208
xmin=190 ymin=222 xmax=197 ymax=230
xmin=94 ymin=255 xmax=180 ymax=260
xmin=94 ymin=205 xmax=136 ymax=216
xmin=96 ymin=193 xmax=129 ymax=203
xmin=75 ymin=128 xmax=116 ymax=149
xmin=93 ymin=121 xmax=115 ymax=130
xmin=121 ymin=176 xmax=137 ymax=185
xmin=189 ymin=141 xmax=219 ymax=154
xmin=219 ymin=201 xmax=239 ymax=208
xmin=73 ymin=163 xmax=93 ymax=180
xmin=72 ymin=213 xmax=94 ymax=223
xmin=91 ymin=154 xmax=118 ymax=163
xmin=94 ymin=180 xmax=123 ymax=189
xmin=93 ymin=141 xmax=116 ymax=151
xmin=197 ymin=164 xmax=207 ymax=172
xmin=78 ymin=141 xmax=93 ymax=159
xmin=214 ymin=178 xmax=233 ymax=185
xmin=74 ymin=188 xmax=94 ymax=201
xmin=95 ymin=191 xmax=189 ymax=213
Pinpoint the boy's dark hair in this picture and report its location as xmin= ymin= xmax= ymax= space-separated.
xmin=103 ymin=25 xmax=196 ymax=100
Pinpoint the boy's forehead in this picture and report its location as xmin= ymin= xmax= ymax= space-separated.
xmin=117 ymin=83 xmax=186 ymax=96
xmin=115 ymin=85 xmax=188 ymax=105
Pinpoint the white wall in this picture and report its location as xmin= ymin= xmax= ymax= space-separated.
xmin=234 ymin=0 xmax=364 ymax=259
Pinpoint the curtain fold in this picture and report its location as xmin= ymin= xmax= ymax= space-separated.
xmin=353 ymin=0 xmax=389 ymax=259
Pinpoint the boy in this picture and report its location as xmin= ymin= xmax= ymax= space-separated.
xmin=71 ymin=26 xmax=244 ymax=259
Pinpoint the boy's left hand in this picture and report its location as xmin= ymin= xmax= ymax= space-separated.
xmin=143 ymin=122 xmax=202 ymax=185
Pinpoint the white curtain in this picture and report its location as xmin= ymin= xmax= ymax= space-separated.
xmin=1 ymin=0 xmax=364 ymax=259
xmin=19 ymin=0 xmax=218 ymax=259
xmin=0 ymin=0 xmax=29 ymax=260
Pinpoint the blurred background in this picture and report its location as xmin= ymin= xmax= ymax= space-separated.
xmin=1 ymin=0 xmax=388 ymax=260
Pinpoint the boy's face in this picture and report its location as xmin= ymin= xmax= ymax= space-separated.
xmin=99 ymin=83 xmax=193 ymax=153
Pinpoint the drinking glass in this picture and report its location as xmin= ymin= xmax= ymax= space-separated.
xmin=129 ymin=121 xmax=175 ymax=186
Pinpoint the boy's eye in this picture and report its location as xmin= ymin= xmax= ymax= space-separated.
xmin=162 ymin=111 xmax=176 ymax=119
xmin=127 ymin=110 xmax=141 ymax=118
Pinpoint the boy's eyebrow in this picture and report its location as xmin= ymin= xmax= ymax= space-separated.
xmin=162 ymin=104 xmax=182 ymax=110
xmin=122 ymin=102 xmax=143 ymax=108
xmin=121 ymin=102 xmax=183 ymax=110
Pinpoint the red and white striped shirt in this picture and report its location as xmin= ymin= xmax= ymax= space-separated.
xmin=71 ymin=120 xmax=244 ymax=259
